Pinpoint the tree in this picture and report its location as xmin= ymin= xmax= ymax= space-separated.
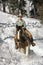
xmin=2 ymin=0 xmax=8 ymax=12
xmin=8 ymin=0 xmax=26 ymax=15
xmin=28 ymin=0 xmax=43 ymax=16
xmin=33 ymin=0 xmax=43 ymax=15
xmin=8 ymin=0 xmax=18 ymax=14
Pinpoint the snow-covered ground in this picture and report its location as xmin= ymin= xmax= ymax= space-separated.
xmin=0 ymin=11 xmax=43 ymax=65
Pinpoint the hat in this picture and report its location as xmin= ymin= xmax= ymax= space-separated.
xmin=18 ymin=13 xmax=22 ymax=17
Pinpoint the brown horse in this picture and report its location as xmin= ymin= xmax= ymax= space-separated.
xmin=14 ymin=28 xmax=35 ymax=56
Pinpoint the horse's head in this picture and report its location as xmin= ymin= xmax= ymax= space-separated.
xmin=17 ymin=27 xmax=24 ymax=40
xmin=17 ymin=29 xmax=21 ymax=40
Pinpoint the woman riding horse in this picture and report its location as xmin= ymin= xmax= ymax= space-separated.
xmin=14 ymin=13 xmax=35 ymax=49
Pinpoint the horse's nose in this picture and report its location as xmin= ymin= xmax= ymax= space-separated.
xmin=17 ymin=39 xmax=20 ymax=42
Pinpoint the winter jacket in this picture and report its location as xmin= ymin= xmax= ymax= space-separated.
xmin=16 ymin=19 xmax=26 ymax=29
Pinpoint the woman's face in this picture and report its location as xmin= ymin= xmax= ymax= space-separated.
xmin=18 ymin=16 xmax=22 ymax=20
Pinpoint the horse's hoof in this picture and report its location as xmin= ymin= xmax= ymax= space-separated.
xmin=16 ymin=47 xmax=18 ymax=49
xmin=15 ymin=46 xmax=18 ymax=49
xmin=32 ymin=43 xmax=36 ymax=46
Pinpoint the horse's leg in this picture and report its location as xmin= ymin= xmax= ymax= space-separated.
xmin=19 ymin=48 xmax=25 ymax=54
xmin=14 ymin=35 xmax=18 ymax=49
xmin=26 ymin=42 xmax=30 ymax=57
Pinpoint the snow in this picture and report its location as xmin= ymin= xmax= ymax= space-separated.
xmin=0 ymin=11 xmax=43 ymax=65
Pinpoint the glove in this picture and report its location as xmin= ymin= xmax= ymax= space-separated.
xmin=16 ymin=25 xmax=19 ymax=28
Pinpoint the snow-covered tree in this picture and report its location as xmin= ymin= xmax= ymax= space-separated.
xmin=1 ymin=0 xmax=8 ymax=12
xmin=8 ymin=0 xmax=26 ymax=15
